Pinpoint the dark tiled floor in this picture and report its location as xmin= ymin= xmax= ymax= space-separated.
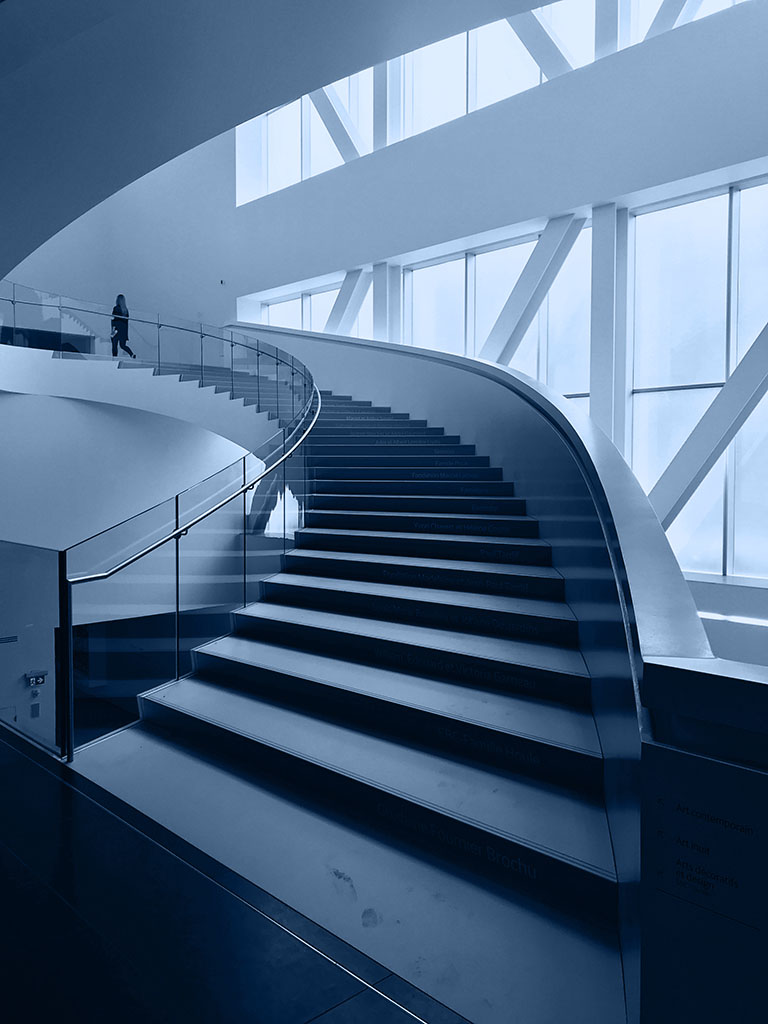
xmin=0 ymin=732 xmax=421 ymax=1024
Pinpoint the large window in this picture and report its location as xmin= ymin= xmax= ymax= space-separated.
xmin=403 ymin=34 xmax=467 ymax=138
xmin=411 ymin=259 xmax=466 ymax=354
xmin=631 ymin=182 xmax=768 ymax=579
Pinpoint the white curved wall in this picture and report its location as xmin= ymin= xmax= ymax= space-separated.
xmin=0 ymin=0 xmax=534 ymax=276
xmin=0 ymin=392 xmax=245 ymax=550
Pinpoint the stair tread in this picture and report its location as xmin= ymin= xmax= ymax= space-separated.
xmin=236 ymin=603 xmax=588 ymax=677
xmin=197 ymin=635 xmax=601 ymax=754
xmin=307 ymin=510 xmax=533 ymax=524
xmin=300 ymin=527 xmax=549 ymax=548
xmin=73 ymin=730 xmax=625 ymax=1024
xmin=288 ymin=548 xmax=561 ymax=579
xmin=146 ymin=676 xmax=614 ymax=875
xmin=265 ymin=573 xmax=575 ymax=621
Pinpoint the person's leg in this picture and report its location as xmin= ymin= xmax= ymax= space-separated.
xmin=119 ymin=338 xmax=136 ymax=358
xmin=111 ymin=333 xmax=118 ymax=357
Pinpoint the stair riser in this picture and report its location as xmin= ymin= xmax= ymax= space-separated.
xmin=303 ymin=512 xmax=538 ymax=538
xmin=139 ymin=708 xmax=615 ymax=922
xmin=191 ymin=649 xmax=603 ymax=794
xmin=307 ymin=457 xmax=489 ymax=469
xmin=296 ymin=530 xmax=551 ymax=565
xmin=313 ymin=425 xmax=433 ymax=434
xmin=311 ymin=480 xmax=515 ymax=496
xmin=310 ymin=467 xmax=503 ymax=481
xmin=283 ymin=552 xmax=565 ymax=600
xmin=308 ymin=496 xmax=526 ymax=514
xmin=259 ymin=581 xmax=578 ymax=646
xmin=317 ymin=412 xmax=410 ymax=421
xmin=306 ymin=445 xmax=475 ymax=457
xmin=232 ymin=611 xmax=587 ymax=706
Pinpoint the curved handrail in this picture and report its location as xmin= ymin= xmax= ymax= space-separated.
xmin=67 ymin=387 xmax=321 ymax=585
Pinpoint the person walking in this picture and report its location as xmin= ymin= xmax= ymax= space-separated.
xmin=111 ymin=293 xmax=136 ymax=358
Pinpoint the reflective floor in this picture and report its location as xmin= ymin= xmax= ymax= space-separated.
xmin=0 ymin=730 xmax=441 ymax=1023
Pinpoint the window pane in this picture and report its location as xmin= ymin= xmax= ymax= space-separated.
xmin=694 ymin=0 xmax=736 ymax=19
xmin=667 ymin=458 xmax=725 ymax=575
xmin=310 ymin=289 xmax=339 ymax=332
xmin=634 ymin=196 xmax=728 ymax=388
xmin=536 ymin=0 xmax=595 ymax=68
xmin=405 ymin=34 xmax=467 ymax=137
xmin=547 ymin=227 xmax=591 ymax=395
xmin=737 ymin=183 xmax=768 ymax=361
xmin=411 ymin=260 xmax=465 ymax=354
xmin=510 ymin=320 xmax=541 ymax=379
xmin=235 ymin=116 xmax=265 ymax=206
xmin=267 ymin=101 xmax=301 ymax=194
xmin=309 ymin=102 xmax=343 ymax=177
xmin=474 ymin=242 xmax=536 ymax=349
xmin=632 ymin=388 xmax=724 ymax=574
xmin=733 ymin=392 xmax=768 ymax=577
xmin=631 ymin=387 xmax=720 ymax=490
xmin=631 ymin=0 xmax=662 ymax=42
xmin=474 ymin=21 xmax=540 ymax=109
xmin=350 ymin=286 xmax=373 ymax=339
xmin=267 ymin=298 xmax=302 ymax=330
xmin=329 ymin=68 xmax=374 ymax=153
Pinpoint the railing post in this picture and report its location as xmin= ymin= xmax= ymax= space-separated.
xmin=242 ymin=457 xmax=247 ymax=607
xmin=156 ymin=316 xmax=161 ymax=372
xmin=11 ymin=282 xmax=16 ymax=346
xmin=230 ymin=332 xmax=235 ymax=397
xmin=175 ymin=494 xmax=181 ymax=680
xmin=200 ymin=323 xmax=205 ymax=386
xmin=256 ymin=341 xmax=261 ymax=411
xmin=57 ymin=550 xmax=75 ymax=763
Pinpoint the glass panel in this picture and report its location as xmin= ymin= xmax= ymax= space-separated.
xmin=201 ymin=331 xmax=233 ymax=391
xmin=158 ymin=319 xmax=200 ymax=373
xmin=737 ymin=182 xmax=768 ymax=361
xmin=310 ymin=288 xmax=339 ymax=332
xmin=267 ymin=298 xmax=302 ymax=330
xmin=634 ymin=195 xmax=728 ymax=388
xmin=71 ymin=542 xmax=176 ymax=747
xmin=547 ymin=227 xmax=592 ymax=395
xmin=510 ymin=320 xmax=541 ymax=379
xmin=179 ymin=479 xmax=244 ymax=676
xmin=631 ymin=387 xmax=720 ymax=490
xmin=350 ymin=286 xmax=374 ymax=340
xmin=267 ymin=101 xmax=301 ymax=194
xmin=411 ymin=259 xmax=466 ymax=354
xmin=733 ymin=392 xmax=768 ymax=577
xmin=246 ymin=442 xmax=289 ymax=604
xmin=12 ymin=286 xmax=63 ymax=353
xmin=667 ymin=457 xmax=726 ymax=574
xmin=328 ymin=68 xmax=374 ymax=153
xmin=236 ymin=115 xmax=266 ymax=206
xmin=309 ymin=101 xmax=344 ymax=177
xmin=404 ymin=33 xmax=467 ymax=137
xmin=536 ymin=0 xmax=595 ymax=68
xmin=0 ymin=541 xmax=60 ymax=753
xmin=473 ymin=21 xmax=541 ymax=109
xmin=474 ymin=242 xmax=536 ymax=351
xmin=632 ymin=389 xmax=725 ymax=574
xmin=631 ymin=0 xmax=662 ymax=42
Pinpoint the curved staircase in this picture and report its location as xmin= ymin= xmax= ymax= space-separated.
xmin=75 ymin=391 xmax=628 ymax=1024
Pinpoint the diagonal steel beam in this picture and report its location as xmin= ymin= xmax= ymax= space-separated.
xmin=309 ymin=86 xmax=363 ymax=163
xmin=506 ymin=12 xmax=574 ymax=79
xmin=479 ymin=216 xmax=586 ymax=366
xmin=644 ymin=0 xmax=704 ymax=39
xmin=650 ymin=320 xmax=768 ymax=529
xmin=324 ymin=269 xmax=372 ymax=334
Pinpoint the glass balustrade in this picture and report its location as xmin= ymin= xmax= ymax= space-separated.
xmin=0 ymin=280 xmax=319 ymax=760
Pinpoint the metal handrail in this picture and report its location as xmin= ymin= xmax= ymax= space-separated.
xmin=67 ymin=387 xmax=321 ymax=585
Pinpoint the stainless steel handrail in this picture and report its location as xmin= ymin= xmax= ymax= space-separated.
xmin=67 ymin=387 xmax=321 ymax=585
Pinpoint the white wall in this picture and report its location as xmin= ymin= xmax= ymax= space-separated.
xmin=0 ymin=0 xmax=532 ymax=276
xmin=0 ymin=392 xmax=246 ymax=550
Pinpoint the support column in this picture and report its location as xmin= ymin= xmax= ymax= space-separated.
xmin=324 ymin=269 xmax=372 ymax=335
xmin=589 ymin=203 xmax=629 ymax=444
xmin=372 ymin=262 xmax=402 ymax=344
xmin=595 ymin=0 xmax=619 ymax=59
